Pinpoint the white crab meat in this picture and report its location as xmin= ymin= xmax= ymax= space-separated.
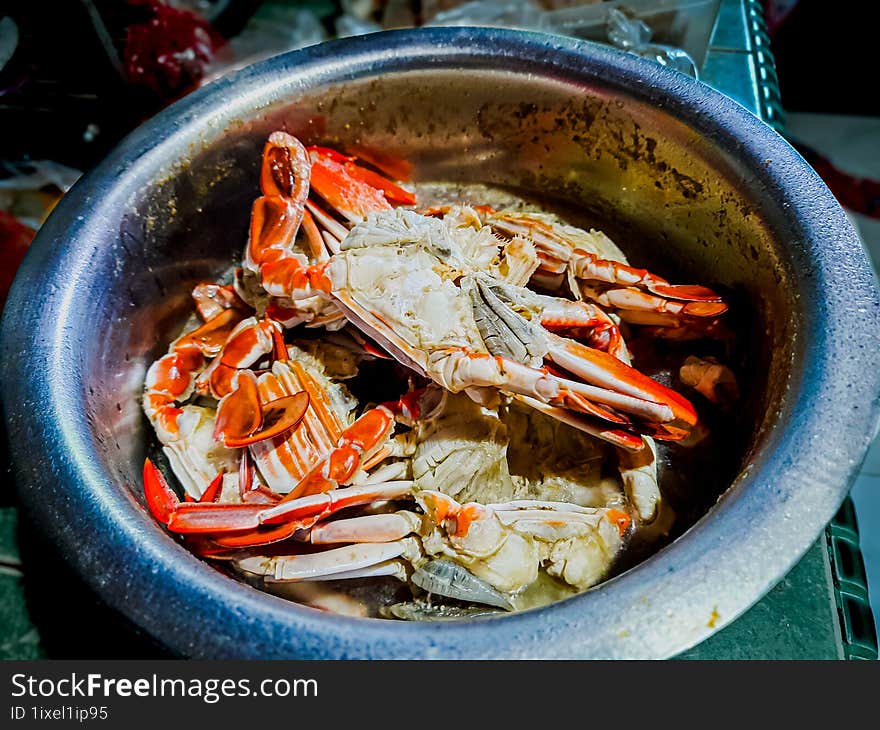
xmin=161 ymin=405 xmax=239 ymax=498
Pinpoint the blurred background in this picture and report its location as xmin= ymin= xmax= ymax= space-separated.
xmin=0 ymin=0 xmax=877 ymax=658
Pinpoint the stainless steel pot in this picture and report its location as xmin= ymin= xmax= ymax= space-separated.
xmin=2 ymin=28 xmax=878 ymax=658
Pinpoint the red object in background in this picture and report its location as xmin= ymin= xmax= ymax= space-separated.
xmin=0 ymin=210 xmax=36 ymax=308
xmin=796 ymin=144 xmax=880 ymax=220
xmin=123 ymin=0 xmax=222 ymax=100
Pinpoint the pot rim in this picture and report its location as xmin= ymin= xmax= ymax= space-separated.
xmin=3 ymin=27 xmax=879 ymax=659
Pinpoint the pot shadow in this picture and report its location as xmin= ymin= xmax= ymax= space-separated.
xmin=14 ymin=514 xmax=172 ymax=659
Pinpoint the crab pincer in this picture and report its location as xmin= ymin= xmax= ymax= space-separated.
xmin=213 ymin=371 xmax=310 ymax=448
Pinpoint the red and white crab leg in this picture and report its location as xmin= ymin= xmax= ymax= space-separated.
xmin=569 ymin=250 xmax=724 ymax=304
xmin=309 ymin=511 xmax=423 ymax=545
xmin=237 ymin=539 xmax=421 ymax=582
xmin=209 ymin=480 xmax=414 ymax=550
xmin=513 ymin=395 xmax=643 ymax=450
xmin=580 ymin=283 xmax=728 ymax=321
xmin=533 ymin=296 xmax=630 ymax=362
xmin=433 ymin=346 xmax=689 ymax=446
xmin=144 ymin=457 xmax=413 ymax=543
xmin=543 ymin=334 xmax=697 ymax=427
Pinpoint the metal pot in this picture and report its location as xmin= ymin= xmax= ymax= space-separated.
xmin=2 ymin=28 xmax=878 ymax=658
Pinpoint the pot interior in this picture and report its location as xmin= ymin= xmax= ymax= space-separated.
xmin=83 ymin=68 xmax=793 ymax=612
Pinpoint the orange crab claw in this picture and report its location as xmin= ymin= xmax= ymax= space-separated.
xmin=260 ymin=132 xmax=312 ymax=201
xmin=176 ymin=308 xmax=247 ymax=356
xmin=349 ymin=145 xmax=413 ymax=182
xmin=308 ymin=149 xmax=393 ymax=221
xmin=223 ymin=392 xmax=310 ymax=449
xmin=308 ymin=146 xmax=416 ymax=206
xmin=214 ymin=371 xmax=262 ymax=446
xmin=647 ymin=283 xmax=724 ymax=303
xmin=143 ymin=458 xmax=180 ymax=526
xmin=199 ymin=471 xmax=224 ymax=503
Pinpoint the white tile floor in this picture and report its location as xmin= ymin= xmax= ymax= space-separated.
xmin=785 ymin=113 xmax=880 ymax=635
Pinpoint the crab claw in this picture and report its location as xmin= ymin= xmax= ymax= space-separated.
xmin=214 ymin=371 xmax=263 ymax=446
xmin=175 ymin=308 xmax=247 ymax=356
xmin=261 ymin=132 xmax=312 ymax=200
xmin=227 ymin=392 xmax=310 ymax=449
xmin=143 ymin=458 xmax=180 ymax=526
xmin=645 ymin=282 xmax=724 ymax=303
xmin=308 ymin=148 xmax=394 ymax=222
xmin=199 ymin=471 xmax=225 ymax=503
xmin=215 ymin=371 xmax=310 ymax=449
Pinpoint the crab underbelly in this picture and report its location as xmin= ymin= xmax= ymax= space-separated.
xmin=327 ymin=245 xmax=485 ymax=369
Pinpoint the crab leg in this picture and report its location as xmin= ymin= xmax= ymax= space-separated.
xmin=488 ymin=211 xmax=726 ymax=325
xmin=619 ymin=436 xmax=660 ymax=522
xmin=309 ymin=511 xmax=422 ymax=544
xmin=290 ymin=560 xmax=409 ymax=581
xmin=145 ymin=457 xmax=413 ymax=535
xmin=515 ymin=395 xmax=644 ymax=450
xmin=569 ymin=250 xmax=723 ymax=303
xmin=431 ymin=347 xmax=683 ymax=439
xmin=318 ymin=553 xmax=409 ymax=581
xmin=192 ymin=316 xmax=278 ymax=398
xmin=545 ymin=335 xmax=697 ymax=427
xmin=359 ymin=461 xmax=410 ymax=485
xmin=305 ymin=199 xmax=349 ymax=244
xmin=237 ymin=539 xmax=420 ymax=582
xmin=308 ymin=147 xmax=418 ymax=222
xmin=580 ymin=284 xmax=727 ymax=319
xmin=259 ymin=480 xmax=413 ymax=524
xmin=535 ymin=297 xmax=629 ymax=361
xmin=204 ymin=479 xmax=413 ymax=549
